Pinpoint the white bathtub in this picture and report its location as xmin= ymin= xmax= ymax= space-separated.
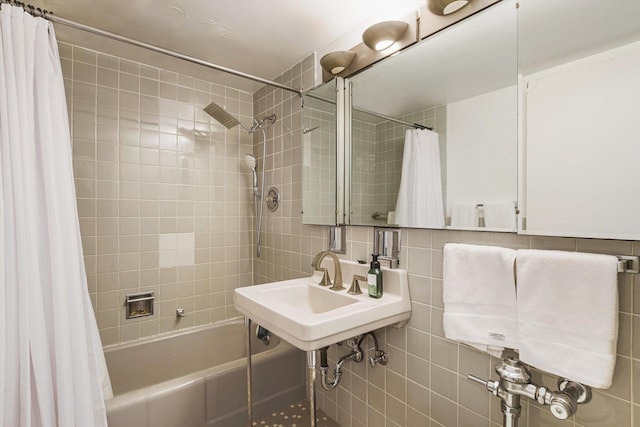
xmin=104 ymin=318 xmax=305 ymax=427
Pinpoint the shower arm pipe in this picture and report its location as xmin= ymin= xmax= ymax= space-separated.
xmin=255 ymin=127 xmax=267 ymax=258
xmin=305 ymin=93 xmax=432 ymax=131
xmin=23 ymin=5 xmax=303 ymax=96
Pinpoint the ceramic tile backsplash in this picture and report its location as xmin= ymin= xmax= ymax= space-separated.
xmin=63 ymin=42 xmax=254 ymax=345
xmin=158 ymin=232 xmax=195 ymax=268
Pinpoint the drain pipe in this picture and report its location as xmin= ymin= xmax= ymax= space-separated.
xmin=319 ymin=345 xmax=363 ymax=391
xmin=318 ymin=331 xmax=389 ymax=391
xmin=357 ymin=332 xmax=388 ymax=367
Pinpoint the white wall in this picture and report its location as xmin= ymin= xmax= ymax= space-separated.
xmin=522 ymin=41 xmax=640 ymax=239
xmin=446 ymin=85 xmax=517 ymax=217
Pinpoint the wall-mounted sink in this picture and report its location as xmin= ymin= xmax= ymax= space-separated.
xmin=233 ymin=259 xmax=411 ymax=351
xmin=266 ymin=284 xmax=358 ymax=314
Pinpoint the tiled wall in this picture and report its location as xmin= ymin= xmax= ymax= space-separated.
xmin=62 ymin=36 xmax=640 ymax=427
xmin=251 ymin=54 xmax=333 ymax=285
xmin=351 ymin=115 xmax=377 ymax=226
xmin=253 ymin=61 xmax=640 ymax=427
xmin=311 ymin=229 xmax=640 ymax=427
xmin=350 ymin=105 xmax=446 ymax=227
xmin=373 ymin=119 xmax=404 ymax=218
xmin=302 ymin=100 xmax=337 ymax=225
xmin=61 ymin=42 xmax=255 ymax=346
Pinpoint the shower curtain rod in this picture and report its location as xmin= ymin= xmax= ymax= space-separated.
xmin=3 ymin=0 xmax=303 ymax=96
xmin=355 ymin=106 xmax=433 ymax=131
xmin=306 ymin=93 xmax=433 ymax=131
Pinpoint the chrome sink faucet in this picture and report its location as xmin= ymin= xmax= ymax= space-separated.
xmin=311 ymin=251 xmax=344 ymax=291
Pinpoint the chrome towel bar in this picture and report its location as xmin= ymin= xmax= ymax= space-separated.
xmin=617 ymin=255 xmax=639 ymax=273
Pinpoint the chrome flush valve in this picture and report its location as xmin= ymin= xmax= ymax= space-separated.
xmin=468 ymin=356 xmax=592 ymax=426
xmin=545 ymin=378 xmax=592 ymax=420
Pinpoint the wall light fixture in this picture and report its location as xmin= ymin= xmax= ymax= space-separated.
xmin=320 ymin=50 xmax=357 ymax=75
xmin=362 ymin=21 xmax=409 ymax=51
xmin=427 ymin=0 xmax=471 ymax=16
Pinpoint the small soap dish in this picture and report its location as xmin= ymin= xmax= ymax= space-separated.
xmin=125 ymin=292 xmax=155 ymax=319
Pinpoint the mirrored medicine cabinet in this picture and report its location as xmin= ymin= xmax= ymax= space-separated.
xmin=348 ymin=0 xmax=517 ymax=231
xmin=302 ymin=0 xmax=640 ymax=240
xmin=301 ymin=80 xmax=340 ymax=226
xmin=517 ymin=0 xmax=640 ymax=240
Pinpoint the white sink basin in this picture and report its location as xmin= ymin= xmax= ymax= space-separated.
xmin=233 ymin=259 xmax=411 ymax=351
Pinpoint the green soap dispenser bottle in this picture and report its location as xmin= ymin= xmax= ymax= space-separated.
xmin=368 ymin=254 xmax=383 ymax=298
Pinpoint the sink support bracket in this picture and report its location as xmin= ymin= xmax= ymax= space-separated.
xmin=307 ymin=351 xmax=317 ymax=427
xmin=246 ymin=318 xmax=253 ymax=427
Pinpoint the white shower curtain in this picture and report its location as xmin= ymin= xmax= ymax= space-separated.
xmin=0 ymin=5 xmax=111 ymax=426
xmin=395 ymin=128 xmax=445 ymax=228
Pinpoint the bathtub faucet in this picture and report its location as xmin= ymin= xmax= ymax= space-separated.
xmin=468 ymin=356 xmax=592 ymax=427
xmin=311 ymin=251 xmax=344 ymax=291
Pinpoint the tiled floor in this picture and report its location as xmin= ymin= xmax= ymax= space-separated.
xmin=252 ymin=400 xmax=340 ymax=427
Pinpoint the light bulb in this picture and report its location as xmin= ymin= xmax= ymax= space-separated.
xmin=443 ymin=0 xmax=469 ymax=15
xmin=374 ymin=40 xmax=394 ymax=51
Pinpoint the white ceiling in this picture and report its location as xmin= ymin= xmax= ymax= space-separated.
xmin=30 ymin=0 xmax=425 ymax=93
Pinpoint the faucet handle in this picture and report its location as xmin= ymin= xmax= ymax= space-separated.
xmin=468 ymin=374 xmax=499 ymax=396
xmin=319 ymin=268 xmax=332 ymax=287
xmin=348 ymin=275 xmax=366 ymax=295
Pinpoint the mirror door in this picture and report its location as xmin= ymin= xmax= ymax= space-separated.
xmin=348 ymin=0 xmax=518 ymax=231
xmin=301 ymin=80 xmax=341 ymax=226
xmin=518 ymin=0 xmax=640 ymax=239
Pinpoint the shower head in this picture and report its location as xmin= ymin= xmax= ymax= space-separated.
xmin=244 ymin=154 xmax=256 ymax=171
xmin=244 ymin=154 xmax=259 ymax=195
xmin=203 ymin=102 xmax=241 ymax=129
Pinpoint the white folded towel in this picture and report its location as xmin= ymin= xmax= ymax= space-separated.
xmin=450 ymin=203 xmax=478 ymax=228
xmin=483 ymin=201 xmax=516 ymax=230
xmin=443 ymin=243 xmax=518 ymax=357
xmin=516 ymin=250 xmax=619 ymax=389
